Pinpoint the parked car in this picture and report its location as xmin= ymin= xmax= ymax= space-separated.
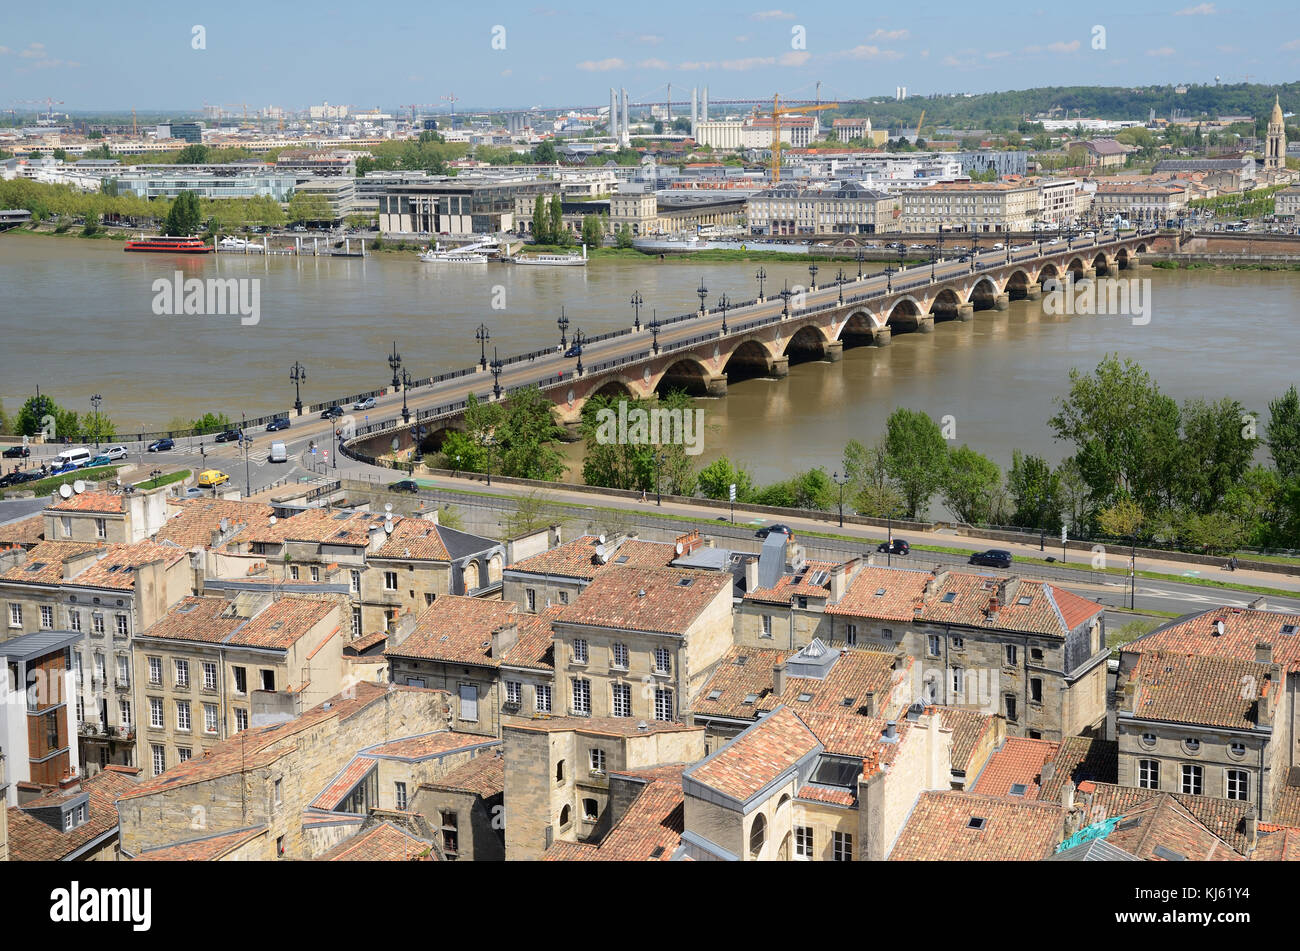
xmin=265 ymin=418 xmax=291 ymax=432
xmin=969 ymin=549 xmax=1013 ymax=569
xmin=183 ymin=487 xmax=204 ymax=498
xmin=755 ymin=523 xmax=794 ymax=540
xmin=102 ymin=445 xmax=129 ymax=460
xmin=83 ymin=455 xmax=112 ymax=468
xmin=387 ymin=479 xmax=420 ymax=493
xmin=320 ymin=406 xmax=344 ymax=420
xmin=49 ymin=462 xmax=80 ymax=475
xmin=352 ymin=397 xmax=376 ymax=411
xmin=877 ymin=539 xmax=910 ymax=556
xmin=0 ymin=471 xmax=25 ymax=488
xmin=4 ymin=470 xmax=43 ymax=486
xmin=214 ymin=430 xmax=241 ymax=443
xmin=197 ymin=469 xmax=230 ymax=488
xmin=2 ymin=445 xmax=30 ymax=459
xmin=147 ymin=438 xmax=175 ymax=452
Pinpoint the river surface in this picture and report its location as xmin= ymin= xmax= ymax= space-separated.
xmin=2 ymin=231 xmax=1297 ymax=489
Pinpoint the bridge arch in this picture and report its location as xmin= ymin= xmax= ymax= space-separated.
xmin=1115 ymin=247 xmax=1133 ymax=270
xmin=1091 ymin=252 xmax=1112 ymax=276
xmin=886 ymin=297 xmax=926 ymax=333
xmin=419 ymin=424 xmax=462 ymax=454
xmin=784 ymin=324 xmax=828 ymax=364
xmin=1003 ymin=268 xmax=1033 ymax=299
xmin=1064 ymin=257 xmax=1087 ymax=279
xmin=839 ymin=310 xmax=880 ymax=347
xmin=1135 ymin=242 xmax=1149 ymax=255
xmin=723 ymin=339 xmax=775 ymax=382
xmin=968 ymin=277 xmax=998 ymax=310
xmin=589 ymin=378 xmax=634 ymax=401
xmin=929 ymin=287 xmax=963 ymax=320
xmin=1036 ymin=262 xmax=1061 ymax=287
xmin=656 ymin=357 xmax=712 ymax=397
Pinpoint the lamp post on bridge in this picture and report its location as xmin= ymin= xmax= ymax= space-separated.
xmin=650 ymin=312 xmax=661 ymax=355
xmin=807 ymin=261 xmax=818 ymax=291
xmin=475 ymin=323 xmax=490 ymax=371
xmin=856 ymin=248 xmax=865 ymax=280
xmin=883 ymin=263 xmax=895 ymax=294
xmin=490 ymin=348 xmax=504 ymax=399
xmin=630 ymin=290 xmax=643 ymax=332
xmin=755 ymin=267 xmax=767 ymax=301
xmin=557 ymin=307 xmax=569 ymax=350
xmin=387 ymin=343 xmax=401 ymax=391
xmin=401 ymin=369 xmax=412 ymax=423
xmin=289 ymin=362 xmax=306 ymax=417
xmin=718 ymin=293 xmax=730 ymax=335
xmin=696 ymin=277 xmax=708 ymax=317
xmin=779 ymin=281 xmax=792 ymax=317
xmin=573 ymin=330 xmax=586 ymax=376
xmin=835 ymin=268 xmax=846 ymax=304
xmin=969 ymin=229 xmax=980 ymax=272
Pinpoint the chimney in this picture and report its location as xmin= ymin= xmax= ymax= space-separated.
xmin=1040 ymin=760 xmax=1056 ymax=787
xmin=922 ymin=568 xmax=950 ymax=597
xmin=863 ymin=692 xmax=877 ymax=717
xmin=549 ymin=523 xmax=563 ymax=549
xmin=882 ymin=720 xmax=898 ymax=741
xmin=773 ymin=662 xmax=787 ymax=696
xmin=1255 ymin=642 xmax=1273 ymax=665
xmin=744 ymin=555 xmax=759 ymax=592
xmin=1061 ymin=778 xmax=1076 ymax=812
xmin=1245 ymin=812 xmax=1260 ymax=852
xmin=1259 ymin=676 xmax=1275 ymax=723
xmin=1248 ymin=596 xmax=1268 ymax=611
xmin=829 ymin=562 xmax=848 ymax=602
xmin=491 ymin=623 xmax=519 ymax=659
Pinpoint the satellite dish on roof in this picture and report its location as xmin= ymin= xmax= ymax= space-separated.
xmin=598 ymin=534 xmax=606 ymax=544
xmin=269 ymin=515 xmax=277 ymax=524
xmin=73 ymin=480 xmax=86 ymax=494
xmin=385 ymin=522 xmax=393 ymax=534
xmin=385 ymin=503 xmax=393 ymax=513
xmin=58 ymin=483 xmax=74 ymax=499
xmin=676 ymin=542 xmax=684 ymax=555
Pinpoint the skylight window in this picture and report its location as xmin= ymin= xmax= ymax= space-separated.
xmin=1017 ymin=595 xmax=1033 ymax=606
xmin=1153 ymin=845 xmax=1186 ymax=861
xmin=677 ymin=577 xmax=694 ymax=587
xmin=1282 ymin=624 xmax=1298 ymax=636
xmin=742 ymin=693 xmax=758 ymax=705
xmin=941 ymin=592 xmax=957 ymax=604
xmin=615 ymin=555 xmax=629 ymax=564
xmin=874 ymin=588 xmax=887 ymax=597
xmin=706 ymin=689 xmax=722 ymax=701
xmin=967 ymin=817 xmax=986 ymax=830
xmin=796 ymin=692 xmax=813 ymax=702
xmin=26 ymin=562 xmax=46 ymax=572
xmin=1008 ymin=783 xmax=1028 ymax=797
xmin=841 ymin=697 xmax=855 ymax=707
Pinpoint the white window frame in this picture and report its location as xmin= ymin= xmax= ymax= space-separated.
xmin=174 ymin=659 xmax=189 ymax=687
xmin=234 ymin=708 xmax=249 ymax=733
xmin=203 ymin=662 xmax=217 ymax=691
xmin=654 ymin=687 xmax=673 ymax=722
xmin=119 ymin=699 xmax=132 ymax=728
xmin=505 ymin=680 xmax=521 ymax=705
xmin=535 ymin=683 xmax=552 ymax=714
xmin=383 ymin=570 xmax=398 ymax=591
xmin=115 ymin=613 xmax=128 ymax=637
xmin=148 ymin=656 xmax=162 ymax=685
xmin=590 ymin=747 xmax=606 ymax=774
xmin=151 ymin=744 xmax=165 ymax=776
xmin=1181 ymin=763 xmax=1203 ymax=796
xmin=654 ymin=647 xmax=671 ymax=675
xmin=795 ymin=825 xmax=813 ymax=858
xmin=8 ymin=603 xmax=21 ymax=628
xmin=204 ymin=703 xmax=218 ymax=734
xmin=395 ymin=781 xmax=408 ymax=811
xmin=176 ymin=700 xmax=191 ymax=732
xmin=612 ymin=682 xmax=631 ymax=718
xmin=39 ymin=605 xmax=53 ymax=629
xmin=92 ymin=613 xmax=105 ymax=637
xmin=612 ymin=643 xmax=629 ymax=669
xmin=572 ymin=639 xmax=588 ymax=664
xmin=1226 ymin=768 xmax=1249 ymax=802
xmin=572 ymin=678 xmax=591 ymax=716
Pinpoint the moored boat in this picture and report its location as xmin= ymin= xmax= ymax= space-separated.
xmin=124 ymin=234 xmax=213 ymax=254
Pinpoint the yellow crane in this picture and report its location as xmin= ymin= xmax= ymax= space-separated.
xmin=765 ymin=94 xmax=836 ymax=182
xmin=914 ymin=109 xmax=925 ymax=142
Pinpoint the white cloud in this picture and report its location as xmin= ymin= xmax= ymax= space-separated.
xmin=0 ymin=46 xmax=10 ymax=55
xmin=751 ymin=9 xmax=795 ymax=19
xmin=831 ymin=44 xmax=904 ymax=61
xmin=1282 ymin=39 xmax=1300 ymax=50
xmin=985 ymin=50 xmax=1010 ymax=59
xmin=20 ymin=42 xmax=47 ymax=59
xmin=1146 ymin=46 xmax=1176 ymax=56
xmin=1175 ymin=2 xmax=1215 ymax=14
xmin=576 ymin=57 xmax=625 ymax=71
xmin=722 ymin=56 xmax=776 ymax=70
xmin=870 ymin=28 xmax=909 ymax=40
xmin=638 ymin=58 xmax=670 ymax=69
xmin=779 ymin=50 xmax=811 ymax=66
xmin=636 ymin=34 xmax=664 ymax=45
xmin=1047 ymin=40 xmax=1081 ymax=53
xmin=501 ymin=69 xmax=513 ymax=77
xmin=734 ymin=34 xmax=751 ymax=43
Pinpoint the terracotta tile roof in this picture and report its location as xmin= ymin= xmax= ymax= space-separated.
xmin=6 ymin=769 xmax=138 ymax=861
xmin=506 ymin=716 xmax=700 ymax=738
xmin=363 ymin=732 xmax=496 ymax=762
xmin=544 ymin=765 xmax=686 ymax=861
xmin=138 ymin=593 xmax=338 ymax=651
xmin=745 ymin=560 xmax=838 ymax=605
xmin=346 ymin=630 xmax=388 ymax=653
xmin=972 ymin=737 xmax=1060 ymax=798
xmin=1103 ymin=795 xmax=1245 ymax=861
xmin=687 ymin=706 xmax=820 ymax=803
xmin=0 ymin=513 xmax=44 ymax=548
xmin=1129 ymin=606 xmax=1300 ymax=672
xmin=928 ymin=706 xmax=998 ymax=776
xmin=237 ymin=507 xmax=389 ymax=547
xmin=889 ymin=791 xmax=1065 ymax=861
xmin=500 ymin=606 xmax=557 ymax=671
xmin=506 ymin=535 xmax=677 ymax=581
xmin=1273 ymin=781 xmax=1300 ymax=828
xmin=315 ymin=822 xmax=436 ymax=861
xmin=156 ymin=498 xmax=276 ymax=549
xmin=47 ymin=491 xmax=123 ymax=514
xmin=61 ymin=541 xmax=187 ymax=591
xmin=1037 ymin=736 xmax=1118 ymax=802
xmin=385 ymin=595 xmax=517 ymax=666
xmin=1252 ymin=826 xmax=1300 ymax=861
xmin=543 ymin=840 xmax=600 ymax=860
xmin=796 ymin=710 xmax=908 ymax=762
xmin=370 ymin=518 xmax=450 ymax=561
xmin=796 ymin=784 xmax=857 ymax=806
xmin=1124 ymin=650 xmax=1275 ymax=731
xmin=311 ymin=756 xmax=379 ymax=811
xmin=0 ymin=540 xmax=100 ymax=585
xmin=133 ymin=825 xmax=267 ymax=861
xmin=557 ymin=566 xmax=731 ymax=635
xmin=421 ymin=749 xmax=505 ymax=799
xmin=826 ymin=565 xmax=930 ymax=620
xmin=1082 ymin=782 xmax=1253 ymax=854
xmin=692 ymin=644 xmax=904 ymax=721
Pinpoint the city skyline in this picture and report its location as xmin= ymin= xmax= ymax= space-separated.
xmin=4 ymin=0 xmax=1300 ymax=112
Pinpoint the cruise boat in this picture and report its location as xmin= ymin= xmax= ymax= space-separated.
xmin=124 ymin=234 xmax=213 ymax=254
xmin=512 ymin=243 xmax=587 ymax=266
xmin=419 ymin=235 xmax=498 ymax=264
xmin=217 ymin=236 xmax=266 ymax=252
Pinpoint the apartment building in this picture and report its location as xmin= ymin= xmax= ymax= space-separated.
xmin=1090 ymin=182 xmax=1187 ymax=226
xmin=411 ymin=748 xmax=506 ymax=860
xmin=502 ymin=532 xmax=678 ymax=612
xmin=900 ymin=180 xmax=1041 ymax=233
xmin=43 ymin=490 xmax=168 ymax=545
xmin=746 ymin=181 xmax=898 ymax=236
xmin=378 ymin=178 xmax=554 ymax=236
xmin=1035 ymin=177 xmax=1081 ymax=227
xmin=4 ymin=766 xmax=137 ymax=861
xmin=504 ymin=715 xmax=704 ymax=860
xmin=131 ymin=592 xmax=348 ymax=777
xmin=1 ymin=631 xmax=79 ymax=800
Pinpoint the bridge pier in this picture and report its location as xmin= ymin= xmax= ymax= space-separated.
xmin=993 ymin=294 xmax=1010 ymax=311
xmin=824 ymin=340 xmax=843 ymax=362
xmin=873 ymin=327 xmax=892 ymax=347
xmin=955 ymin=303 xmax=974 ymax=322
xmin=1023 ymin=282 xmax=1042 ymax=301
xmin=916 ymin=315 xmax=935 ymax=334
xmin=704 ymin=373 xmax=728 ymax=397
xmin=1080 ymin=267 xmax=1097 ymax=280
xmin=767 ymin=355 xmax=790 ymax=378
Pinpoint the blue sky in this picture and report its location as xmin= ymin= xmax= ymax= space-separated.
xmin=2 ymin=1 xmax=1298 ymax=112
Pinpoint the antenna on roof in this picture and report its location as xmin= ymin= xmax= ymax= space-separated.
xmin=58 ymin=483 xmax=73 ymax=499
xmin=72 ymin=480 xmax=86 ymax=494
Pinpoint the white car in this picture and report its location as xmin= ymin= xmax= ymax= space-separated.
xmin=102 ymin=445 xmax=129 ymax=460
xmin=353 ymin=397 xmax=376 ymax=411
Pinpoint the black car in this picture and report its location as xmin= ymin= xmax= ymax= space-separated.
xmin=4 ymin=470 xmax=43 ymax=485
xmin=969 ymin=549 xmax=1013 ymax=569
xmin=214 ymin=430 xmax=241 ymax=443
xmin=2 ymin=445 xmax=30 ymax=459
xmin=387 ymin=480 xmax=419 ymax=493
xmin=755 ymin=523 xmax=794 ymax=540
xmin=877 ymin=539 xmax=910 ymax=556
xmin=320 ymin=406 xmax=344 ymax=420
xmin=265 ymin=418 xmax=291 ymax=432
xmin=147 ymin=438 xmax=175 ymax=452
xmin=564 ymin=344 xmax=583 ymax=358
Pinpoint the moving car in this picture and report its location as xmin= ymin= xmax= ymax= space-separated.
xmin=214 ymin=430 xmax=241 ymax=443
xmin=84 ymin=455 xmax=112 ymax=468
xmin=387 ymin=479 xmax=419 ymax=493
xmin=969 ymin=549 xmax=1013 ymax=569
xmin=265 ymin=418 xmax=291 ymax=432
xmin=268 ymin=441 xmax=288 ymax=463
xmin=353 ymin=397 xmax=376 ymax=411
xmin=877 ymin=539 xmax=910 ymax=556
xmin=49 ymin=461 xmax=80 ymax=475
xmin=0 ymin=470 xmax=43 ymax=487
xmin=2 ymin=445 xmax=30 ymax=459
xmin=320 ymin=406 xmax=344 ymax=419
xmin=102 ymin=445 xmax=129 ymax=460
xmin=147 ymin=438 xmax=175 ymax=452
xmin=197 ymin=469 xmax=230 ymax=487
xmin=564 ymin=343 xmax=583 ymax=358
xmin=755 ymin=523 xmax=794 ymax=540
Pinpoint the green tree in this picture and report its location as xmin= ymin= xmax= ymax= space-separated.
xmin=176 ymin=144 xmax=210 ymax=164
xmin=161 ymin=190 xmax=202 ymax=236
xmin=750 ymin=480 xmax=798 ymax=508
xmin=581 ymin=393 xmax=653 ymax=491
xmin=287 ymin=189 xmax=332 ymax=224
xmin=1266 ymin=384 xmax=1300 ymax=481
xmin=790 ymin=468 xmax=835 ymax=511
xmin=1006 ymin=450 xmax=1062 ymax=531
xmin=81 ymin=410 xmax=116 ymax=443
xmin=548 ymin=195 xmax=567 ymax=246
xmin=941 ymin=445 xmax=1002 ymax=524
xmin=615 ymin=223 xmax=634 ymax=248
xmin=882 ymin=409 xmax=949 ymax=518
xmin=532 ymin=141 xmax=558 ymax=164
xmin=532 ymin=194 xmax=550 ymax=244
xmin=495 ymin=385 xmax=567 ymax=481
xmin=1176 ymin=397 xmax=1256 ymax=514
xmin=842 ymin=438 xmax=903 ymax=518
xmin=581 ymin=214 xmax=604 ymax=248
xmin=697 ymin=457 xmax=755 ymax=502
xmin=16 ymin=394 xmax=78 ymax=439
xmin=1098 ymin=496 xmax=1145 ymax=547
xmin=191 ymin=412 xmax=232 ymax=435
xmin=504 ymin=489 xmax=565 ymax=537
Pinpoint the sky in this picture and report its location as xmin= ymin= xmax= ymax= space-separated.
xmin=2 ymin=1 xmax=1299 ymax=113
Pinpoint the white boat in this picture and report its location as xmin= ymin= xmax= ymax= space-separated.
xmin=419 ymin=235 xmax=497 ymax=264
xmin=512 ymin=243 xmax=588 ymax=266
xmin=217 ymin=236 xmax=266 ymax=252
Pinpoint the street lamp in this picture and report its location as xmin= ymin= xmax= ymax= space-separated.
xmin=289 ymin=362 xmax=306 ymax=416
xmin=696 ymin=277 xmax=708 ymax=316
xmin=331 ymin=420 xmax=338 ymax=469
xmin=856 ymin=248 xmax=866 ymax=280
xmin=755 ymin=267 xmax=767 ymax=301
xmin=89 ymin=393 xmax=103 ymax=447
xmin=718 ymin=293 xmax=730 ymax=335
xmin=930 ymin=244 xmax=938 ymax=281
xmin=387 ymin=342 xmax=401 ymax=391
xmin=835 ymin=268 xmax=846 ymax=304
xmin=401 ymin=369 xmax=412 ymax=423
xmin=238 ymin=431 xmax=254 ymax=497
xmin=779 ymin=281 xmax=792 ymax=317
xmin=832 ymin=470 xmax=849 ymax=528
xmin=883 ymin=262 xmax=896 ymax=293
xmin=475 ymin=324 xmax=490 ymax=371
xmin=557 ymin=307 xmax=569 ymax=350
xmin=970 ymin=230 xmax=980 ymax=271
xmin=808 ymin=261 xmax=818 ymax=291
xmin=649 ymin=313 xmax=661 ymax=354
xmin=630 ymin=290 xmax=643 ymax=331
xmin=490 ymin=348 xmax=504 ymax=399
xmin=653 ymin=451 xmax=663 ymax=506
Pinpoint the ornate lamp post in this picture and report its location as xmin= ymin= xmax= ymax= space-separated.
xmin=89 ymin=393 xmax=103 ymax=447
xmin=630 ymin=290 xmax=643 ymax=331
xmin=475 ymin=323 xmax=490 ymax=371
xmin=930 ymin=244 xmax=938 ymax=281
xmin=238 ymin=431 xmax=254 ymax=496
xmin=557 ymin=307 xmax=570 ymax=350
xmin=573 ymin=330 xmax=586 ymax=375
xmin=832 ymin=470 xmax=850 ymax=528
xmin=289 ymin=362 xmax=306 ymax=416
xmin=755 ymin=266 xmax=767 ymax=301
xmin=835 ymin=268 xmax=846 ymax=304
xmin=856 ymin=248 xmax=866 ymax=279
xmin=970 ymin=230 xmax=980 ymax=271
xmin=779 ymin=281 xmax=792 ymax=317
xmin=696 ymin=277 xmax=708 ymax=316
xmin=490 ymin=348 xmax=504 ymax=399
xmin=649 ymin=312 xmax=661 ymax=354
xmin=883 ymin=263 xmax=896 ymax=293
xmin=718 ymin=293 xmax=730 ymax=335
xmin=387 ymin=343 xmax=401 ymax=390
xmin=897 ymin=244 xmax=906 ymax=275
xmin=808 ymin=261 xmax=818 ymax=291
xmin=401 ymin=369 xmax=412 ymax=423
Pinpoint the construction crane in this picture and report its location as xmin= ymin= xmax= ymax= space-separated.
xmin=914 ymin=109 xmax=925 ymax=142
xmin=765 ymin=94 xmax=836 ymax=183
xmin=441 ymin=93 xmax=459 ymax=119
xmin=403 ymin=103 xmax=438 ymax=122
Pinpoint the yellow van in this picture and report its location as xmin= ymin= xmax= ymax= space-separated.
xmin=197 ymin=469 xmax=230 ymax=488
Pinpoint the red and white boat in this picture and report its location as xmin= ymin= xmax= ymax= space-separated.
xmin=124 ymin=234 xmax=213 ymax=254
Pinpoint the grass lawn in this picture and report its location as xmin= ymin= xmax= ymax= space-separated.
xmin=14 ymin=465 xmax=126 ymax=496
xmin=134 ymin=469 xmax=191 ymax=490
